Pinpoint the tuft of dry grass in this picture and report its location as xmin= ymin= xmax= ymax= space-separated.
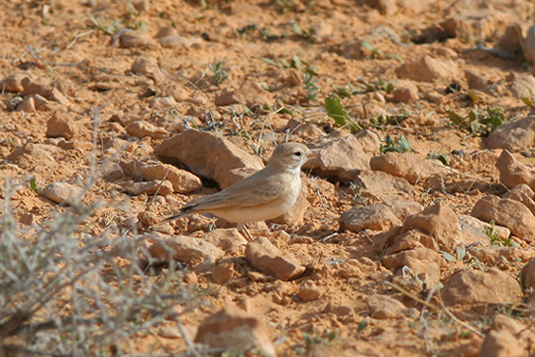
xmin=0 ymin=179 xmax=198 ymax=356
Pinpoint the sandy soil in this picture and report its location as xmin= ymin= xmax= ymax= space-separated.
xmin=2 ymin=0 xmax=535 ymax=356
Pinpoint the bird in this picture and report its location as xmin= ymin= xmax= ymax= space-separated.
xmin=162 ymin=142 xmax=318 ymax=241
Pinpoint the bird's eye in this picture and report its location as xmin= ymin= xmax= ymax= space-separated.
xmin=294 ymin=151 xmax=302 ymax=157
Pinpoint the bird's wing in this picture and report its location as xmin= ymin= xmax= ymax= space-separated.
xmin=187 ymin=170 xmax=286 ymax=212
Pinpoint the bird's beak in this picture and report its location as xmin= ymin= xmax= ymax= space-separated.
xmin=307 ymin=151 xmax=320 ymax=159
xmin=303 ymin=151 xmax=320 ymax=169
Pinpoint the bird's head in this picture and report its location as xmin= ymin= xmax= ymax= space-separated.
xmin=267 ymin=142 xmax=318 ymax=171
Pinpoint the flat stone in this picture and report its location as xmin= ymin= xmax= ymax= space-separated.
xmin=381 ymin=229 xmax=439 ymax=256
xmin=354 ymin=169 xmax=414 ymax=199
xmin=465 ymin=69 xmax=489 ymax=90
xmin=487 ymin=116 xmax=535 ymax=152
xmin=390 ymin=80 xmax=419 ymax=103
xmin=442 ymin=268 xmax=522 ymax=306
xmin=285 ymin=119 xmax=325 ymax=140
xmin=123 ymin=179 xmax=174 ymax=196
xmin=382 ymin=247 xmax=441 ymax=290
xmin=131 ymin=56 xmax=165 ymax=84
xmin=441 ymin=9 xmax=501 ymax=44
xmin=384 ymin=199 xmax=422 ymax=221
xmin=370 ymin=152 xmax=450 ymax=185
xmin=471 ymin=195 xmax=535 ymax=242
xmin=120 ymin=161 xmax=202 ymax=193
xmin=396 ymin=55 xmax=459 ymax=82
xmin=201 ymin=228 xmax=248 ymax=255
xmin=303 ymin=130 xmax=381 ymax=182
xmin=6 ymin=143 xmax=58 ymax=169
xmin=469 ymin=246 xmax=534 ymax=265
xmin=496 ymin=150 xmax=535 ymax=190
xmin=495 ymin=24 xmax=522 ymax=56
xmin=119 ymin=30 xmax=157 ymax=48
xmin=21 ymin=77 xmax=52 ymax=98
xmin=510 ymin=75 xmax=535 ymax=100
xmin=367 ymin=295 xmax=407 ymax=320
xmin=215 ymin=80 xmax=275 ymax=108
xmin=212 ymin=259 xmax=240 ymax=284
xmin=16 ymin=96 xmax=36 ymax=112
xmin=339 ymin=204 xmax=401 ymax=232
xmin=245 ymin=237 xmax=305 ymax=280
xmin=503 ymin=184 xmax=535 ymax=216
xmin=149 ymin=95 xmax=177 ymax=109
xmin=195 ymin=305 xmax=275 ymax=356
xmin=146 ymin=235 xmax=224 ymax=265
xmin=41 ymin=182 xmax=84 ymax=204
xmin=458 ymin=214 xmax=510 ymax=245
xmin=126 ymin=121 xmax=169 ymax=139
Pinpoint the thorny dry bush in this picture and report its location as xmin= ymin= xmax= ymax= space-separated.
xmin=0 ymin=178 xmax=200 ymax=356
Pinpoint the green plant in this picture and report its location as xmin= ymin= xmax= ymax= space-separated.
xmin=380 ymin=133 xmax=411 ymax=154
xmin=209 ymin=60 xmax=228 ymax=85
xmin=521 ymin=88 xmax=535 ymax=109
xmin=460 ymin=331 xmax=472 ymax=339
xmin=302 ymin=72 xmax=319 ymax=102
xmin=253 ymin=54 xmax=316 ymax=74
xmin=447 ymin=106 xmax=506 ymax=137
xmin=334 ymin=83 xmax=363 ymax=98
xmin=275 ymin=0 xmax=297 ymax=13
xmin=88 ymin=14 xmax=121 ymax=36
xmin=291 ymin=22 xmax=310 ymax=39
xmin=485 ymin=220 xmax=520 ymax=247
xmin=428 ymin=150 xmax=450 ymax=166
xmin=124 ymin=19 xmax=149 ymax=31
xmin=358 ymin=319 xmax=368 ymax=332
xmin=440 ymin=246 xmax=466 ymax=262
xmin=28 ymin=176 xmax=42 ymax=193
xmin=324 ymin=95 xmax=360 ymax=132
xmin=303 ymin=331 xmax=337 ymax=345
xmin=361 ymin=41 xmax=384 ymax=59
xmin=360 ymin=41 xmax=403 ymax=62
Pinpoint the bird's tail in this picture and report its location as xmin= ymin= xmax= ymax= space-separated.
xmin=161 ymin=205 xmax=196 ymax=223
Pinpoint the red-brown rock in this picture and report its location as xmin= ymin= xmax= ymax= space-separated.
xmin=245 ymin=237 xmax=305 ymax=280
xmin=155 ymin=131 xmax=263 ymax=189
xmin=339 ymin=204 xmax=402 ymax=232
xmin=496 ymin=150 xmax=535 ymax=191
xmin=195 ymin=305 xmax=275 ymax=356
xmin=442 ymin=268 xmax=522 ymax=306
xmin=471 ymin=195 xmax=535 ymax=242
xmin=370 ymin=152 xmax=450 ymax=185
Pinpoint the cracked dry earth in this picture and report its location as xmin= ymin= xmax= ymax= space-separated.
xmin=5 ymin=0 xmax=535 ymax=356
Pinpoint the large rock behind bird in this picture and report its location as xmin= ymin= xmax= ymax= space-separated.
xmin=303 ymin=130 xmax=381 ymax=182
xmin=155 ymin=130 xmax=263 ymax=188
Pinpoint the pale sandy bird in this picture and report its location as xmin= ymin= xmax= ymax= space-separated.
xmin=162 ymin=142 xmax=317 ymax=241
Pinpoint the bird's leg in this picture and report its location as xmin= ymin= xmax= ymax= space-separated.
xmin=237 ymin=223 xmax=254 ymax=242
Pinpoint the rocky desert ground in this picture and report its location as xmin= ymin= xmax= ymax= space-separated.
xmin=3 ymin=0 xmax=535 ymax=356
